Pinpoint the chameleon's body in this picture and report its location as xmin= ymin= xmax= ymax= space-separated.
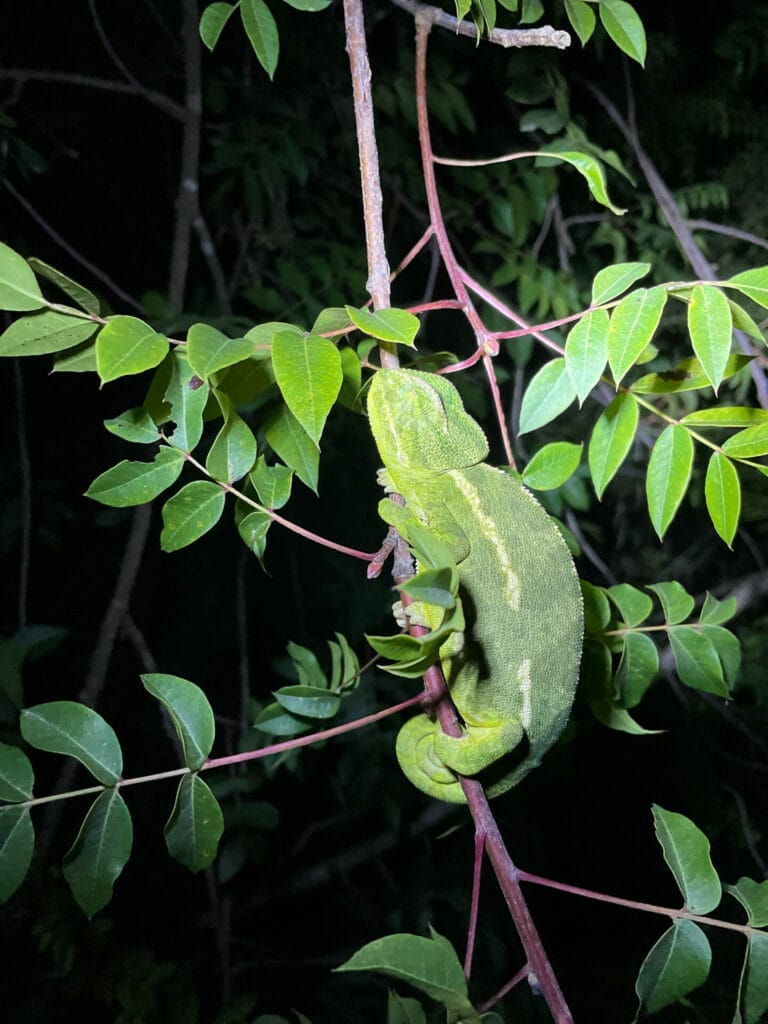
xmin=368 ymin=368 xmax=583 ymax=803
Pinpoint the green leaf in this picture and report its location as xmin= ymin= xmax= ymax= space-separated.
xmin=564 ymin=0 xmax=596 ymax=46
xmin=27 ymin=257 xmax=100 ymax=315
xmin=722 ymin=422 xmax=768 ymax=459
xmin=186 ymin=323 xmax=255 ymax=379
xmin=21 ymin=701 xmax=122 ymax=785
xmin=645 ymin=425 xmax=694 ymax=539
xmin=635 ymin=920 xmax=711 ymax=1015
xmin=581 ymin=580 xmax=612 ymax=633
xmin=251 ymin=702 xmax=313 ymax=737
xmin=271 ymin=331 xmax=342 ymax=444
xmin=141 ymin=674 xmax=215 ymax=770
xmin=727 ymin=877 xmax=768 ymax=928
xmin=345 ymin=306 xmax=420 ymax=347
xmin=726 ymin=266 xmax=768 ymax=309
xmin=739 ymin=932 xmax=768 ymax=1024
xmin=0 ymin=807 xmax=34 ymax=903
xmin=263 ymin=403 xmax=319 ymax=492
xmin=647 ymin=581 xmax=694 ymax=625
xmin=249 ymin=457 xmax=293 ymax=510
xmin=85 ymin=447 xmax=185 ymax=508
xmin=680 ymin=406 xmax=768 ymax=429
xmin=51 ymin=338 xmax=98 ymax=373
xmin=518 ymin=357 xmax=576 ymax=434
xmin=606 ymin=583 xmax=653 ymax=627
xmin=727 ymin=296 xmax=765 ymax=343
xmin=104 ymin=407 xmax=160 ymax=444
xmin=699 ymin=592 xmax=737 ymax=627
xmin=564 ymin=309 xmax=609 ymax=404
xmin=536 ymin=148 xmax=625 ymax=215
xmin=607 ymin=286 xmax=667 ymax=386
xmin=700 ymin=624 xmax=741 ymax=687
xmin=164 ymin=350 xmax=210 ymax=453
xmin=0 ymin=242 xmax=45 ymax=311
xmin=336 ymin=932 xmax=474 ymax=1017
xmin=62 ymin=789 xmax=133 ymax=918
xmin=599 ymin=0 xmax=646 ymax=65
xmin=631 ymin=353 xmax=752 ymax=394
xmin=588 ymin=391 xmax=639 ymax=498
xmin=237 ymin=509 xmax=271 ymax=564
xmin=273 ymin=686 xmax=340 ymax=720
xmin=0 ymin=309 xmax=98 ymax=356
xmin=652 ymin=806 xmax=722 ymax=913
xmin=387 ymin=990 xmax=428 ymax=1024
xmin=199 ymin=1 xmax=235 ymax=50
xmin=206 ymin=391 xmax=258 ymax=483
xmin=614 ymin=632 xmax=658 ymax=708
xmin=160 ymin=481 xmax=226 ymax=552
xmin=287 ymin=640 xmax=328 ymax=688
xmin=240 ymin=0 xmax=279 ymax=79
xmin=0 ymin=741 xmax=34 ymax=801
xmin=522 ymin=442 xmax=583 ymax=490
xmin=668 ymin=626 xmax=729 ymax=697
xmin=312 ymin=307 xmax=352 ymax=335
xmin=591 ymin=262 xmax=651 ymax=305
xmin=704 ymin=452 xmax=740 ymax=547
xmin=165 ymin=773 xmax=224 ymax=872
xmin=96 ymin=316 xmax=169 ymax=383
xmin=281 ymin=0 xmax=331 ymax=11
xmin=688 ymin=284 xmax=733 ymax=393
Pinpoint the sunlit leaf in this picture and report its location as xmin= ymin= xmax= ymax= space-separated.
xmin=688 ymin=284 xmax=732 ymax=393
xmin=591 ymin=262 xmax=650 ymax=306
xmin=607 ymin=286 xmax=667 ymax=386
xmin=704 ymin=452 xmax=740 ymax=547
xmin=564 ymin=309 xmax=609 ymax=404
xmin=588 ymin=391 xmax=639 ymax=498
xmin=272 ymin=331 xmax=342 ymax=444
xmin=645 ymin=425 xmax=694 ymax=539
xmin=160 ymin=481 xmax=226 ymax=552
xmin=522 ymin=442 xmax=582 ymax=490
xmin=96 ymin=316 xmax=169 ymax=383
xmin=518 ymin=357 xmax=576 ymax=434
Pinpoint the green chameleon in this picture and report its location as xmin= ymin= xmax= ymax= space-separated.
xmin=367 ymin=368 xmax=584 ymax=803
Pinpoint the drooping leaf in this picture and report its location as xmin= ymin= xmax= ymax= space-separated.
xmin=62 ymin=789 xmax=133 ymax=918
xmin=0 ymin=807 xmax=35 ymax=904
xmin=581 ymin=580 xmax=612 ymax=633
xmin=635 ymin=920 xmax=711 ymax=1015
xmin=700 ymin=624 xmax=741 ymax=687
xmin=0 ymin=242 xmax=45 ymax=311
xmin=588 ymin=391 xmax=639 ymax=498
xmin=160 ymin=481 xmax=226 ymax=552
xmin=518 ymin=357 xmax=576 ymax=434
xmin=249 ymin=457 xmax=293 ymax=510
xmin=20 ymin=701 xmax=122 ymax=785
xmin=652 ymin=806 xmax=722 ymax=914
xmin=727 ymin=877 xmax=768 ymax=928
xmin=564 ymin=0 xmax=596 ymax=46
xmin=591 ymin=262 xmax=651 ymax=305
xmin=199 ymin=1 xmax=235 ymax=50
xmin=287 ymin=641 xmax=328 ymax=689
xmin=687 ymin=284 xmax=733 ymax=393
xmin=607 ymin=286 xmax=667 ymax=386
xmin=164 ymin=773 xmax=224 ymax=872
xmin=240 ymin=0 xmax=279 ymax=79
xmin=739 ymin=932 xmax=768 ymax=1024
xmin=271 ymin=331 xmax=342 ymax=444
xmin=263 ymin=403 xmax=319 ymax=492
xmin=251 ymin=702 xmax=314 ymax=737
xmin=96 ymin=316 xmax=169 ymax=383
xmin=704 ymin=452 xmax=740 ymax=547
xmin=85 ymin=447 xmax=185 ymax=507
xmin=141 ymin=674 xmax=215 ymax=770
xmin=668 ymin=627 xmax=729 ymax=697
xmin=726 ymin=266 xmax=768 ymax=309
xmin=536 ymin=149 xmax=625 ymax=215
xmin=336 ymin=931 xmax=474 ymax=1017
xmin=521 ymin=442 xmax=583 ymax=490
xmin=614 ymin=631 xmax=658 ymax=708
xmin=599 ymin=0 xmax=646 ymax=65
xmin=645 ymin=425 xmax=694 ymax=539
xmin=0 ymin=741 xmax=34 ymax=802
xmin=564 ymin=309 xmax=609 ymax=404
xmin=205 ymin=391 xmax=258 ymax=483
xmin=237 ymin=509 xmax=271 ymax=564
xmin=345 ymin=306 xmax=420 ymax=347
xmin=164 ymin=349 xmax=211 ymax=452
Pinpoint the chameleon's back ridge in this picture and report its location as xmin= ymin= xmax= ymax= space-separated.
xmin=368 ymin=368 xmax=584 ymax=803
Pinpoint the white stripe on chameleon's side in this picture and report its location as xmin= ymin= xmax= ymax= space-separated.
xmin=449 ymin=470 xmax=521 ymax=610
xmin=517 ymin=658 xmax=532 ymax=729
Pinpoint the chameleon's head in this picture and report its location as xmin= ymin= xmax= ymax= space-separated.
xmin=368 ymin=368 xmax=489 ymax=472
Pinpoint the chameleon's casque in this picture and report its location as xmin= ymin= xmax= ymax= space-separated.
xmin=368 ymin=368 xmax=584 ymax=803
